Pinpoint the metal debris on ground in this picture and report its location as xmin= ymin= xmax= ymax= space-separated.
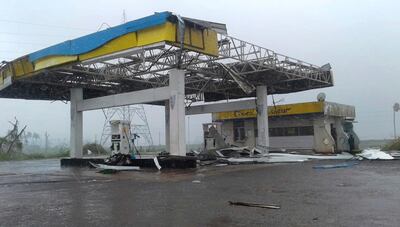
xmin=389 ymin=151 xmax=400 ymax=159
xmin=271 ymin=152 xmax=354 ymax=160
xmin=90 ymin=162 xmax=140 ymax=171
xmin=218 ymin=150 xmax=354 ymax=165
xmin=215 ymin=163 xmax=228 ymax=167
xmin=153 ymin=156 xmax=162 ymax=170
xmin=216 ymin=147 xmax=253 ymax=158
xmin=357 ymin=149 xmax=394 ymax=160
xmin=104 ymin=153 xmax=135 ymax=166
xmin=97 ymin=169 xmax=119 ymax=174
xmin=228 ymin=201 xmax=280 ymax=209
xmin=313 ymin=161 xmax=359 ymax=169
xmin=197 ymin=145 xmax=357 ymax=166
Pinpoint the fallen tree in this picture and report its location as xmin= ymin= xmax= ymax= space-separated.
xmin=0 ymin=118 xmax=27 ymax=153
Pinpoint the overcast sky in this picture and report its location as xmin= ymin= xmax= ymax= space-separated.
xmin=1 ymin=0 xmax=399 ymax=145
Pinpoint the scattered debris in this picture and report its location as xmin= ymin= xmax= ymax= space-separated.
xmin=358 ymin=149 xmax=394 ymax=160
xmin=215 ymin=163 xmax=228 ymax=167
xmin=313 ymin=161 xmax=359 ymax=169
xmin=389 ymin=151 xmax=400 ymax=159
xmin=251 ymin=147 xmax=263 ymax=156
xmin=90 ymin=162 xmax=140 ymax=171
xmin=218 ymin=152 xmax=353 ymax=165
xmin=153 ymin=156 xmax=162 ymax=170
xmin=216 ymin=147 xmax=254 ymax=158
xmin=98 ymin=169 xmax=119 ymax=174
xmin=104 ymin=153 xmax=135 ymax=166
xmin=197 ymin=145 xmax=356 ymax=166
xmin=228 ymin=201 xmax=280 ymax=209
xmin=226 ymin=155 xmax=308 ymax=164
xmin=271 ymin=152 xmax=354 ymax=160
xmin=199 ymin=160 xmax=219 ymax=166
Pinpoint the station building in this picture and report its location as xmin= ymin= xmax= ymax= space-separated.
xmin=211 ymin=100 xmax=359 ymax=153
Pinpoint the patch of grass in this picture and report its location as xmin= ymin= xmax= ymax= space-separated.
xmin=0 ymin=152 xmax=27 ymax=161
xmin=360 ymin=139 xmax=393 ymax=150
xmin=0 ymin=149 xmax=69 ymax=161
xmin=382 ymin=138 xmax=400 ymax=151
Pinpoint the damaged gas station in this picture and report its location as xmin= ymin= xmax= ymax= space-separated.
xmin=3 ymin=8 xmax=400 ymax=227
xmin=0 ymin=11 xmax=363 ymax=168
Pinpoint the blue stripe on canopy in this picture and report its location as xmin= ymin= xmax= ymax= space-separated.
xmin=28 ymin=11 xmax=172 ymax=62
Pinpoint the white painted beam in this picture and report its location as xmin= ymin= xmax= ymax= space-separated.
xmin=70 ymin=88 xmax=83 ymax=158
xmin=256 ymin=86 xmax=269 ymax=152
xmin=77 ymin=87 xmax=170 ymax=111
xmin=185 ymin=99 xmax=257 ymax=115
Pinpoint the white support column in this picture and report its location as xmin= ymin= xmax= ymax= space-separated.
xmin=70 ymin=88 xmax=83 ymax=158
xmin=168 ymin=69 xmax=186 ymax=156
xmin=256 ymin=86 xmax=269 ymax=152
xmin=165 ymin=100 xmax=170 ymax=154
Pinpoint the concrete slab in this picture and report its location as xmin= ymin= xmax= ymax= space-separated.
xmin=1 ymin=159 xmax=400 ymax=226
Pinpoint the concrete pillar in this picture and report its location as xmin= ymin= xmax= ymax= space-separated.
xmin=256 ymin=86 xmax=269 ymax=152
xmin=313 ymin=117 xmax=335 ymax=153
xmin=70 ymin=88 xmax=83 ymax=158
xmin=335 ymin=118 xmax=350 ymax=152
xmin=168 ymin=69 xmax=186 ymax=156
xmin=165 ymin=100 xmax=170 ymax=154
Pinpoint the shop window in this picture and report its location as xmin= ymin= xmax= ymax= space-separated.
xmin=298 ymin=126 xmax=314 ymax=136
xmin=269 ymin=126 xmax=314 ymax=137
xmin=233 ymin=120 xmax=246 ymax=141
xmin=269 ymin=127 xmax=285 ymax=137
xmin=285 ymin=127 xmax=298 ymax=136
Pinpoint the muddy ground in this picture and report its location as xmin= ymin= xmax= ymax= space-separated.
xmin=1 ymin=159 xmax=400 ymax=226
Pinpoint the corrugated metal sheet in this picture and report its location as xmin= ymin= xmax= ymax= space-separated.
xmin=324 ymin=102 xmax=356 ymax=118
xmin=182 ymin=17 xmax=227 ymax=34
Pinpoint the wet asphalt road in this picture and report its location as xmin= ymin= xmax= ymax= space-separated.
xmin=1 ymin=159 xmax=400 ymax=226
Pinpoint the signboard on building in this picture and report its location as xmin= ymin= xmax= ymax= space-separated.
xmin=215 ymin=102 xmax=324 ymax=120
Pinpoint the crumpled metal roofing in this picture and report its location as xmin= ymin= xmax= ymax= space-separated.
xmin=28 ymin=12 xmax=172 ymax=62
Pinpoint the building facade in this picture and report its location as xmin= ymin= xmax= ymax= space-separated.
xmin=211 ymin=101 xmax=359 ymax=153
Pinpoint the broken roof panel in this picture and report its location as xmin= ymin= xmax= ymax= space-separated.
xmin=29 ymin=12 xmax=172 ymax=62
xmin=0 ymin=12 xmax=333 ymax=102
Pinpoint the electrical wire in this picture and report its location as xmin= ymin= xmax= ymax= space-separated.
xmin=0 ymin=31 xmax=71 ymax=38
xmin=0 ymin=19 xmax=93 ymax=31
xmin=0 ymin=50 xmax=29 ymax=53
xmin=0 ymin=40 xmax=49 ymax=46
